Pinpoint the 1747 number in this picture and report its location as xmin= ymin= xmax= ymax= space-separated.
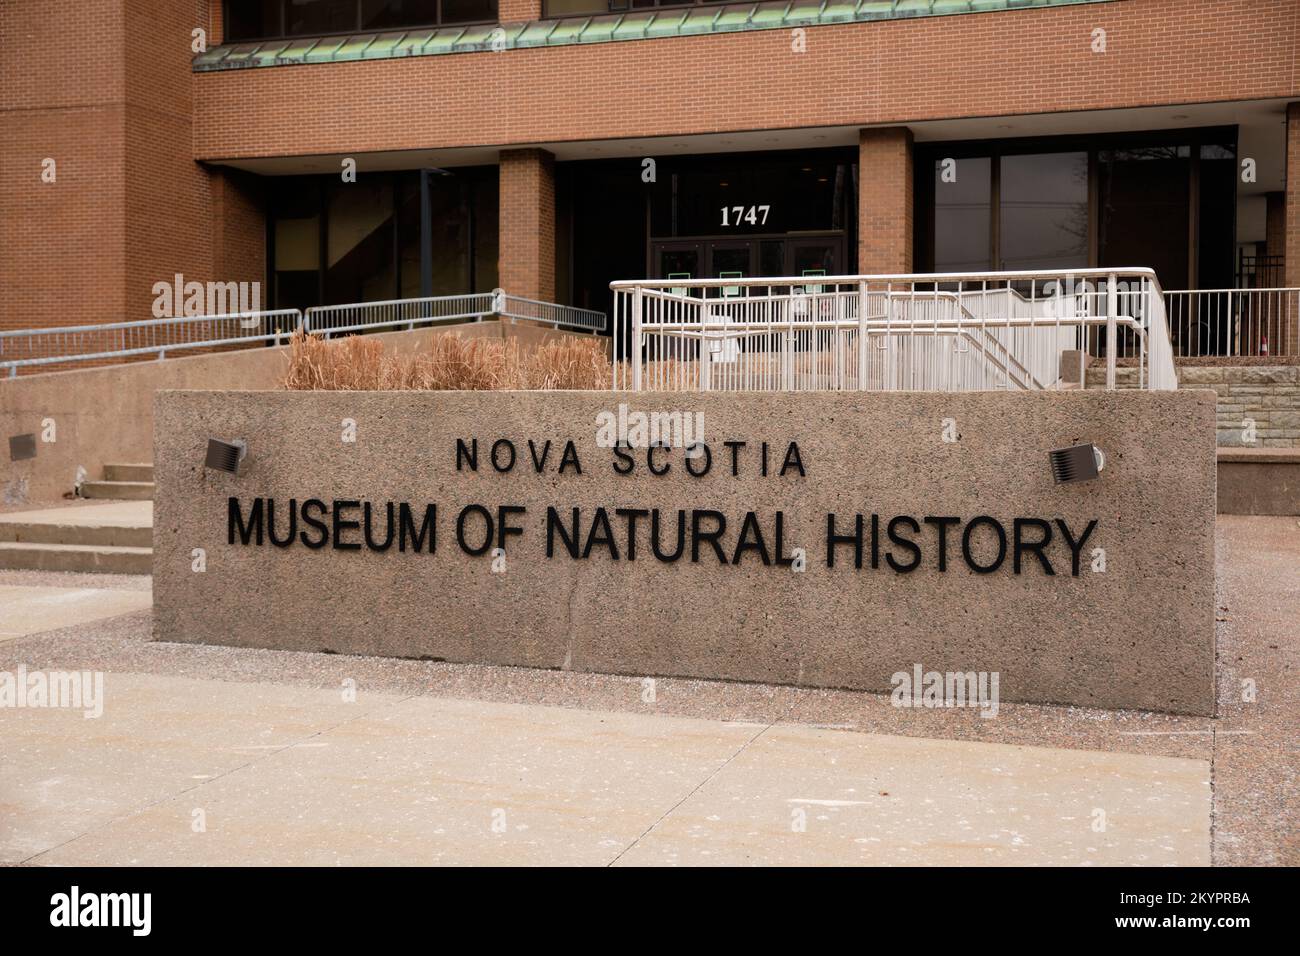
xmin=720 ymin=205 xmax=771 ymax=227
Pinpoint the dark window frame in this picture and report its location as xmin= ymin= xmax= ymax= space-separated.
xmin=222 ymin=0 xmax=498 ymax=44
xmin=913 ymin=126 xmax=1238 ymax=289
xmin=543 ymin=0 xmax=729 ymax=17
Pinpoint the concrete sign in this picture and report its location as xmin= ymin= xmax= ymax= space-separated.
xmin=154 ymin=389 xmax=1216 ymax=714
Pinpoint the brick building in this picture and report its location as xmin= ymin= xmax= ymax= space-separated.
xmin=2 ymin=0 xmax=1298 ymax=346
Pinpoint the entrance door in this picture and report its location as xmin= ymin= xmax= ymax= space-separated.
xmin=787 ymin=238 xmax=839 ymax=285
xmin=652 ymin=241 xmax=703 ymax=287
xmin=706 ymin=241 xmax=752 ymax=297
xmin=649 ymin=235 xmax=845 ymax=289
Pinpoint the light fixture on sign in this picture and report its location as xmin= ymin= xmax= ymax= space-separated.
xmin=1050 ymin=443 xmax=1105 ymax=484
xmin=204 ymin=438 xmax=247 ymax=475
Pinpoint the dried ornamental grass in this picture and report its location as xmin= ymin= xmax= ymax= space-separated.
xmin=282 ymin=329 xmax=609 ymax=391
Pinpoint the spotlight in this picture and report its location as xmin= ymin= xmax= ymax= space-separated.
xmin=204 ymin=438 xmax=247 ymax=475
xmin=1050 ymin=443 xmax=1105 ymax=484
xmin=8 ymin=433 xmax=36 ymax=462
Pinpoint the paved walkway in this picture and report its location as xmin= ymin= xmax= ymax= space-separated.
xmin=0 ymin=516 xmax=1293 ymax=866
xmin=3 ymin=673 xmax=1208 ymax=866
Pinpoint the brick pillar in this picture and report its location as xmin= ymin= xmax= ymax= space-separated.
xmin=499 ymin=148 xmax=556 ymax=302
xmin=208 ymin=0 xmax=223 ymax=46
xmin=1264 ymin=192 xmax=1285 ymax=258
xmin=1286 ymin=103 xmax=1300 ymax=292
xmin=210 ymin=168 xmax=266 ymax=299
xmin=499 ymin=0 xmax=542 ymax=22
xmin=858 ymin=127 xmax=914 ymax=275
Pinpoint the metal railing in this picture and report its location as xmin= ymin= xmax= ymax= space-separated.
xmin=496 ymin=293 xmax=606 ymax=333
xmin=610 ymin=269 xmax=1178 ymax=392
xmin=304 ymin=294 xmax=494 ymax=338
xmin=1163 ymin=288 xmax=1299 ymax=359
xmin=0 ymin=310 xmax=303 ymax=377
xmin=1 ymin=290 xmax=606 ymax=377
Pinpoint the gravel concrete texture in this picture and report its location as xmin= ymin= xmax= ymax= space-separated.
xmin=0 ymin=585 xmax=152 ymax=640
xmin=6 ymin=673 xmax=1208 ymax=867
xmin=153 ymin=388 xmax=1217 ymax=714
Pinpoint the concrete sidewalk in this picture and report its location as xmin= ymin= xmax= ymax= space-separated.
xmin=3 ymin=673 xmax=1208 ymax=866
xmin=0 ymin=515 xmax=1293 ymax=866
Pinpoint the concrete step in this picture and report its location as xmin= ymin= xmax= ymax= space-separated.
xmin=82 ymin=480 xmax=154 ymax=501
xmin=0 ymin=519 xmax=151 ymax=548
xmin=103 ymin=462 xmax=154 ymax=482
xmin=0 ymin=541 xmax=152 ymax=575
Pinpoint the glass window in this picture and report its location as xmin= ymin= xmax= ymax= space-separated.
xmin=933 ymin=156 xmax=990 ymax=273
xmin=472 ymin=174 xmax=499 ymax=292
xmin=325 ymin=179 xmax=397 ymax=303
xmin=398 ymin=174 xmax=423 ymax=299
xmin=999 ymin=152 xmax=1088 ymax=271
xmin=649 ymin=155 xmax=851 ymax=238
xmin=272 ymin=183 xmax=322 ymax=312
xmin=442 ymin=0 xmax=497 ymax=22
xmin=1097 ymin=146 xmax=1191 ymax=290
xmin=233 ymin=0 xmax=486 ymax=40
xmin=361 ymin=0 xmax=439 ymax=30
xmin=285 ymin=0 xmax=358 ymax=36
xmin=546 ymin=0 xmax=609 ymax=15
xmin=1197 ymin=143 xmax=1236 ymax=291
xmin=226 ymin=0 xmax=281 ymax=41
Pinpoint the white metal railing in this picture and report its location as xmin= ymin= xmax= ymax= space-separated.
xmin=1163 ymin=288 xmax=1300 ymax=359
xmin=2 ymin=290 xmax=606 ymax=377
xmin=305 ymin=294 xmax=494 ymax=338
xmin=496 ymin=293 xmax=606 ymax=333
xmin=610 ymin=269 xmax=1178 ymax=392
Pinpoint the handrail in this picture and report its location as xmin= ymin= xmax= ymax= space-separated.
xmin=1 ymin=290 xmax=606 ymax=377
xmin=612 ymin=269 xmax=1176 ymax=392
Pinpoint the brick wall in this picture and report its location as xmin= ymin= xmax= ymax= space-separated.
xmin=499 ymin=0 xmax=542 ymax=24
xmin=499 ymin=148 xmax=555 ymax=301
xmin=210 ymin=167 xmax=266 ymax=298
xmin=0 ymin=1 xmax=127 ymax=336
xmin=191 ymin=0 xmax=1299 ymax=160
xmin=858 ymin=127 xmax=913 ymax=274
xmin=0 ymin=0 xmax=257 ymax=353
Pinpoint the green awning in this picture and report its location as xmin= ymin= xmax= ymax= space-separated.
xmin=195 ymin=0 xmax=1116 ymax=72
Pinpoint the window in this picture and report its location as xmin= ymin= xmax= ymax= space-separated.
xmin=224 ymin=0 xmax=497 ymax=42
xmin=933 ymin=157 xmax=990 ymax=273
xmin=544 ymin=0 xmax=727 ymax=16
xmin=267 ymin=169 xmax=499 ymax=310
xmin=999 ymin=152 xmax=1088 ymax=271
xmin=917 ymin=129 xmax=1237 ymax=291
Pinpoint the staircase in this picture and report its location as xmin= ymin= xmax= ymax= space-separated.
xmin=0 ymin=497 xmax=153 ymax=575
xmin=81 ymin=462 xmax=155 ymax=500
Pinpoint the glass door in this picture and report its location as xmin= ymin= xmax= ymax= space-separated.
xmin=651 ymin=241 xmax=703 ymax=288
xmin=707 ymin=242 xmax=752 ymax=299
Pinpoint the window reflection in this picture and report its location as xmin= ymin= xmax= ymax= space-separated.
xmin=999 ymin=152 xmax=1088 ymax=271
xmin=226 ymin=0 xmax=496 ymax=41
xmin=934 ymin=156 xmax=990 ymax=273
